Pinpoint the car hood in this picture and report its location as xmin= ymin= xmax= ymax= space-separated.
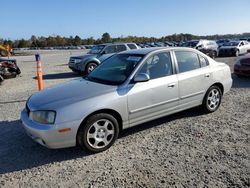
xmin=28 ymin=78 xmax=117 ymax=109
xmin=71 ymin=54 xmax=98 ymax=61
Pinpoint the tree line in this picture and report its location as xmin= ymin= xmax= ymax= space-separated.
xmin=1 ymin=32 xmax=250 ymax=48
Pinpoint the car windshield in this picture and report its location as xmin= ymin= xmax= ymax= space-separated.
xmin=223 ymin=42 xmax=239 ymax=46
xmin=86 ymin=54 xmax=144 ymax=85
xmin=88 ymin=45 xmax=106 ymax=54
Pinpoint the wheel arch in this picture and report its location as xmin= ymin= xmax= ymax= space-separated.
xmin=85 ymin=58 xmax=100 ymax=66
xmin=76 ymin=109 xmax=123 ymax=144
xmin=210 ymin=82 xmax=224 ymax=94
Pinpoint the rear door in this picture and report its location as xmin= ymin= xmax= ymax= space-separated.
xmin=174 ymin=50 xmax=212 ymax=108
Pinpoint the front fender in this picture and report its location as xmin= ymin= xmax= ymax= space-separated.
xmin=79 ymin=58 xmax=101 ymax=71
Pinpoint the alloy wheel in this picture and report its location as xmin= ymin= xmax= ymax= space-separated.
xmin=86 ymin=119 xmax=115 ymax=149
xmin=87 ymin=64 xmax=97 ymax=73
xmin=207 ymin=88 xmax=221 ymax=110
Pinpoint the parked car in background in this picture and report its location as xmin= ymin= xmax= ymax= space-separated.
xmin=68 ymin=43 xmax=139 ymax=74
xmin=216 ymin=39 xmax=231 ymax=48
xmin=239 ymin=38 xmax=250 ymax=42
xmin=219 ymin=41 xmax=250 ymax=57
xmin=164 ymin=41 xmax=175 ymax=47
xmin=21 ymin=47 xmax=232 ymax=153
xmin=234 ymin=53 xmax=250 ymax=77
xmin=182 ymin=40 xmax=219 ymax=59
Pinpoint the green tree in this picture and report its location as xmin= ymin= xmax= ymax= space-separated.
xmin=101 ymin=32 xmax=111 ymax=43
xmin=17 ymin=39 xmax=30 ymax=48
xmin=73 ymin=35 xmax=81 ymax=46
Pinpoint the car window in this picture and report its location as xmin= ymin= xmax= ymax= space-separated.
xmin=175 ymin=51 xmax=201 ymax=73
xmin=116 ymin=45 xmax=127 ymax=52
xmin=104 ymin=46 xmax=116 ymax=54
xmin=199 ymin=54 xmax=209 ymax=67
xmin=127 ymin=44 xmax=137 ymax=49
xmin=138 ymin=52 xmax=173 ymax=79
xmin=88 ymin=54 xmax=144 ymax=85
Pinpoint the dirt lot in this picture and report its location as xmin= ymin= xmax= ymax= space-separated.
xmin=0 ymin=50 xmax=249 ymax=187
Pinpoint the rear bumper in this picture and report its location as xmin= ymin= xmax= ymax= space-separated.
xmin=224 ymin=77 xmax=233 ymax=94
xmin=21 ymin=109 xmax=79 ymax=149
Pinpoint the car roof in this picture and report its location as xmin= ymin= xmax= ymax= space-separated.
xmin=96 ymin=42 xmax=136 ymax=46
xmin=119 ymin=47 xmax=195 ymax=55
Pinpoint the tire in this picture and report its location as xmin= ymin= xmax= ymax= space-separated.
xmin=202 ymin=86 xmax=222 ymax=113
xmin=85 ymin=62 xmax=98 ymax=74
xmin=235 ymin=50 xmax=239 ymax=57
xmin=16 ymin=67 xmax=21 ymax=75
xmin=211 ymin=51 xmax=216 ymax=59
xmin=0 ymin=75 xmax=4 ymax=84
xmin=77 ymin=113 xmax=119 ymax=153
xmin=0 ymin=50 xmax=7 ymax=57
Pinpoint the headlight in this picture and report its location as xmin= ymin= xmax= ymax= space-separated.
xmin=74 ymin=59 xmax=82 ymax=63
xmin=30 ymin=111 xmax=56 ymax=124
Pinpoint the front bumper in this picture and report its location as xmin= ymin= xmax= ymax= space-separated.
xmin=21 ymin=109 xmax=79 ymax=149
xmin=68 ymin=61 xmax=85 ymax=72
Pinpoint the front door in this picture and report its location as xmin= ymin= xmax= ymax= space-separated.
xmin=127 ymin=51 xmax=179 ymax=127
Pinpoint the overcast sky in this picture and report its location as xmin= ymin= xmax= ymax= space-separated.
xmin=1 ymin=0 xmax=250 ymax=39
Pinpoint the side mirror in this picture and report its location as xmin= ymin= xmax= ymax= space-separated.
xmin=134 ymin=73 xmax=150 ymax=83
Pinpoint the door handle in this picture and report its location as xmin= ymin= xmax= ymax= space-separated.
xmin=168 ymin=83 xmax=176 ymax=88
xmin=205 ymin=73 xmax=210 ymax=78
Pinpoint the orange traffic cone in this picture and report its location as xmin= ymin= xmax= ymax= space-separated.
xmin=35 ymin=54 xmax=43 ymax=91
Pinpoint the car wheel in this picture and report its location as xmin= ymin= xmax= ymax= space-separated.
xmin=211 ymin=51 xmax=216 ymax=59
xmin=202 ymin=86 xmax=222 ymax=113
xmin=0 ymin=75 xmax=4 ymax=84
xmin=85 ymin=62 xmax=97 ymax=74
xmin=77 ymin=113 xmax=119 ymax=153
xmin=235 ymin=50 xmax=239 ymax=57
xmin=16 ymin=67 xmax=21 ymax=75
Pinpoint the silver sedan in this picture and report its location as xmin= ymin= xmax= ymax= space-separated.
xmin=21 ymin=47 xmax=232 ymax=153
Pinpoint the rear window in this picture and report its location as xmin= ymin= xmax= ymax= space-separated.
xmin=127 ymin=44 xmax=137 ymax=49
xmin=199 ymin=55 xmax=209 ymax=67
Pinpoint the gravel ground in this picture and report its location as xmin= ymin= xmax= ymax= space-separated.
xmin=0 ymin=50 xmax=249 ymax=187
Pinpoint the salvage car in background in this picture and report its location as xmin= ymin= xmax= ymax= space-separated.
xmin=219 ymin=41 xmax=250 ymax=57
xmin=68 ymin=43 xmax=139 ymax=74
xmin=234 ymin=53 xmax=250 ymax=77
xmin=182 ymin=40 xmax=219 ymax=59
xmin=21 ymin=47 xmax=232 ymax=153
xmin=0 ymin=58 xmax=21 ymax=82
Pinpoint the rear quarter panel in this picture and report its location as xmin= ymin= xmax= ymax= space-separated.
xmin=210 ymin=62 xmax=232 ymax=94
